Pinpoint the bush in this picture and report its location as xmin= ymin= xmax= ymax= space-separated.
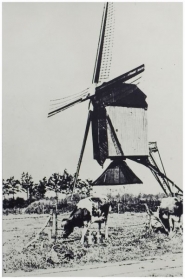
xmin=107 ymin=192 xmax=163 ymax=214
xmin=24 ymin=199 xmax=55 ymax=214
xmin=114 ymin=200 xmax=161 ymax=214
xmin=23 ymin=194 xmax=81 ymax=215
xmin=58 ymin=198 xmax=77 ymax=214
xmin=15 ymin=197 xmax=26 ymax=208
xmin=3 ymin=198 xmax=28 ymax=210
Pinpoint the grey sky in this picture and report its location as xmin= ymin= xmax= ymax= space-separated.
xmin=2 ymin=2 xmax=182 ymax=194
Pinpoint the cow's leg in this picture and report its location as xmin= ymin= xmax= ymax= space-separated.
xmin=169 ymin=216 xmax=175 ymax=238
xmin=98 ymin=222 xmax=101 ymax=234
xmin=149 ymin=215 xmax=153 ymax=232
xmin=145 ymin=214 xmax=152 ymax=233
xmin=105 ymin=216 xmax=109 ymax=240
xmin=179 ymin=214 xmax=183 ymax=234
xmin=180 ymin=223 xmax=183 ymax=234
xmin=81 ymin=221 xmax=90 ymax=245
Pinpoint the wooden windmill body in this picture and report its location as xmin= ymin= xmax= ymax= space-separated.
xmin=48 ymin=3 xmax=182 ymax=197
xmin=92 ymin=77 xmax=148 ymax=165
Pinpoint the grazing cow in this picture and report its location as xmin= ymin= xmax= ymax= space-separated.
xmin=144 ymin=204 xmax=170 ymax=234
xmin=61 ymin=196 xmax=110 ymax=244
xmin=159 ymin=196 xmax=183 ymax=237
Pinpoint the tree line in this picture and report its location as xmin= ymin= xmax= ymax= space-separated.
xmin=3 ymin=170 xmax=93 ymax=208
xmin=107 ymin=192 xmax=166 ymax=213
xmin=3 ymin=170 xmax=166 ymax=213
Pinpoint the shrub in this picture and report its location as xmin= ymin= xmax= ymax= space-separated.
xmin=3 ymin=198 xmax=28 ymax=210
xmin=24 ymin=199 xmax=56 ymax=214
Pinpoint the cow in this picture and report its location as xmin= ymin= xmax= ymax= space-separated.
xmin=61 ymin=196 xmax=110 ymax=244
xmin=159 ymin=196 xmax=183 ymax=237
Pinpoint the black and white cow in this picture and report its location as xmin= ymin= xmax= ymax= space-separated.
xmin=159 ymin=196 xmax=183 ymax=237
xmin=61 ymin=196 xmax=110 ymax=244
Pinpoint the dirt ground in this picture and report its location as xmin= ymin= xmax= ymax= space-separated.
xmin=3 ymin=212 xmax=183 ymax=276
xmin=4 ymin=253 xmax=182 ymax=277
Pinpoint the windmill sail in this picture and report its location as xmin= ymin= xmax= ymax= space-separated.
xmin=92 ymin=2 xmax=115 ymax=84
xmin=48 ymin=2 xmax=115 ymax=118
xmin=48 ymin=64 xmax=145 ymax=117
xmin=48 ymin=3 xmax=145 ymax=118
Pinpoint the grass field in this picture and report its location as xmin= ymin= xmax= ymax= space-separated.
xmin=3 ymin=212 xmax=183 ymax=274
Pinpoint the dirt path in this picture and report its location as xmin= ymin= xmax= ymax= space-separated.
xmin=4 ymin=253 xmax=182 ymax=277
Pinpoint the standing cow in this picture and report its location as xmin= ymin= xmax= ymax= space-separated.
xmin=61 ymin=196 xmax=110 ymax=244
xmin=159 ymin=196 xmax=183 ymax=237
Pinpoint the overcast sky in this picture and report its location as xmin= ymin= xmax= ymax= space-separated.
xmin=2 ymin=2 xmax=182 ymax=194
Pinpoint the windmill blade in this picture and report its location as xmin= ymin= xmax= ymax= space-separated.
xmin=96 ymin=64 xmax=145 ymax=91
xmin=48 ymin=88 xmax=92 ymax=118
xmin=92 ymin=2 xmax=115 ymax=85
xmin=48 ymin=3 xmax=115 ymax=118
xmin=48 ymin=64 xmax=145 ymax=117
xmin=48 ymin=99 xmax=82 ymax=118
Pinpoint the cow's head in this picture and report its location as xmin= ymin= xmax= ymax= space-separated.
xmin=61 ymin=218 xmax=74 ymax=238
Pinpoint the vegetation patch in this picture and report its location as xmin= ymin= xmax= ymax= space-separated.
xmin=3 ymin=213 xmax=183 ymax=274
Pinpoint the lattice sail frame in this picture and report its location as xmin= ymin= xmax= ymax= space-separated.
xmin=98 ymin=2 xmax=115 ymax=83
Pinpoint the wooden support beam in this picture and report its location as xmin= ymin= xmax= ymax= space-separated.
xmin=129 ymin=157 xmax=183 ymax=194
xmin=71 ymin=110 xmax=92 ymax=199
xmin=149 ymin=152 xmax=172 ymax=196
xmin=106 ymin=114 xmax=124 ymax=156
xmin=149 ymin=168 xmax=168 ymax=196
xmin=157 ymin=148 xmax=171 ymax=190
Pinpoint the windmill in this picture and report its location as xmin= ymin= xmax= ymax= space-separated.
xmin=48 ymin=3 xmax=182 ymax=197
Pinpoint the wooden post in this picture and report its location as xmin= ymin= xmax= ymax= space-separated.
xmin=55 ymin=195 xmax=58 ymax=241
xmin=56 ymin=191 xmax=58 ymax=212
xmin=48 ymin=228 xmax=52 ymax=241
xmin=52 ymin=210 xmax=56 ymax=239
xmin=49 ymin=209 xmax=53 ymax=225
xmin=55 ymin=206 xmax=58 ymax=241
